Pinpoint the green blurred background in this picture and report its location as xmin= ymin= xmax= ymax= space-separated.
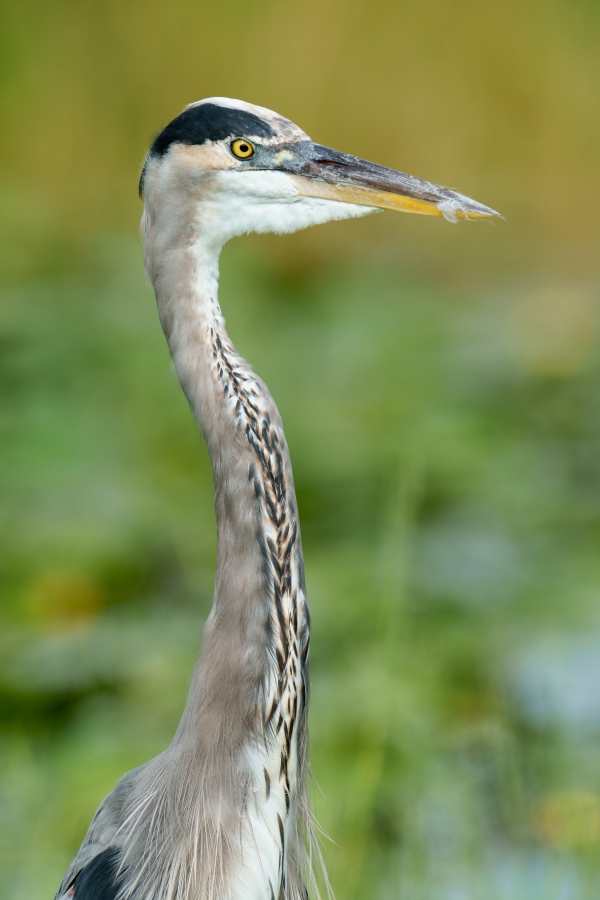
xmin=2 ymin=1 xmax=600 ymax=897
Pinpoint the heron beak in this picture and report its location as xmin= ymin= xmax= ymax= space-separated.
xmin=274 ymin=141 xmax=500 ymax=222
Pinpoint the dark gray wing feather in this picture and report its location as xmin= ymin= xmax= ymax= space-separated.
xmin=55 ymin=765 xmax=146 ymax=900
xmin=62 ymin=847 xmax=124 ymax=900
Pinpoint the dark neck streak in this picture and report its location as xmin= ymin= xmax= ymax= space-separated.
xmin=211 ymin=325 xmax=302 ymax=690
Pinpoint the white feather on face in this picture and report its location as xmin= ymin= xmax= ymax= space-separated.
xmin=194 ymin=168 xmax=377 ymax=244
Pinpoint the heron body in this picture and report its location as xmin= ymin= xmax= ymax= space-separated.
xmin=55 ymin=98 xmax=498 ymax=900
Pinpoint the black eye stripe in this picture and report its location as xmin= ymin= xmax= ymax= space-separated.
xmin=150 ymin=105 xmax=274 ymax=158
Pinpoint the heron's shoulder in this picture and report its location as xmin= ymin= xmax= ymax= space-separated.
xmin=56 ymin=846 xmax=124 ymax=900
xmin=54 ymin=762 xmax=150 ymax=899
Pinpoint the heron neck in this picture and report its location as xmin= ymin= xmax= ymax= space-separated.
xmin=141 ymin=210 xmax=313 ymax=899
xmin=146 ymin=225 xmax=308 ymax=746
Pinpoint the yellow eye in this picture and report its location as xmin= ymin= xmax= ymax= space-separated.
xmin=231 ymin=138 xmax=255 ymax=159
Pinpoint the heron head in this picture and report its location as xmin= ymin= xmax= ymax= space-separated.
xmin=140 ymin=98 xmax=499 ymax=247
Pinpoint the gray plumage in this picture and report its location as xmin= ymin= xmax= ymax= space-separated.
xmin=55 ymin=98 xmax=498 ymax=900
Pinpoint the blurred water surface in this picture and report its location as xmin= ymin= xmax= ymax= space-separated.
xmin=1 ymin=1 xmax=600 ymax=897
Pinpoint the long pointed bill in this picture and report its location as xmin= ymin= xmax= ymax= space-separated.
xmin=272 ymin=141 xmax=500 ymax=222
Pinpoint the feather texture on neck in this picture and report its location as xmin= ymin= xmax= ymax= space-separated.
xmin=125 ymin=198 xmax=322 ymax=899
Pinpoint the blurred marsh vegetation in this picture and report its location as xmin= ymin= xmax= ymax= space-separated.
xmin=2 ymin=1 xmax=600 ymax=897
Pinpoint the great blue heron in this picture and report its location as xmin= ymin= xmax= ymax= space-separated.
xmin=54 ymin=98 xmax=498 ymax=900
